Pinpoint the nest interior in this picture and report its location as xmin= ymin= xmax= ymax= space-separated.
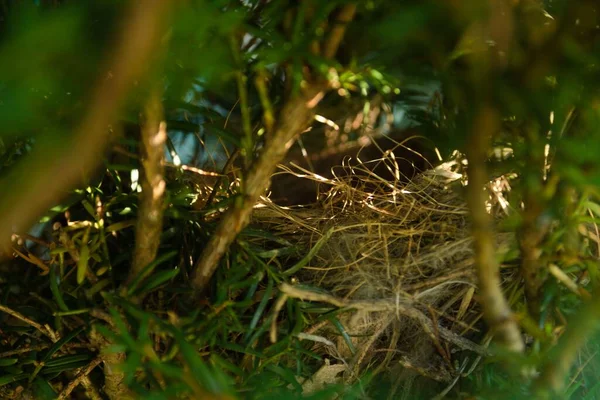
xmin=254 ymin=145 xmax=518 ymax=394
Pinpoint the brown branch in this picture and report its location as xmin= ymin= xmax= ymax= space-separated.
xmin=11 ymin=246 xmax=50 ymax=274
xmin=0 ymin=0 xmax=171 ymax=258
xmin=190 ymin=4 xmax=358 ymax=293
xmin=322 ymin=4 xmax=357 ymax=59
xmin=0 ymin=304 xmax=57 ymax=342
xmin=80 ymin=374 xmax=103 ymax=400
xmin=88 ymin=310 xmax=132 ymax=400
xmin=203 ymin=149 xmax=240 ymax=209
xmin=255 ymin=70 xmax=275 ymax=137
xmin=0 ymin=343 xmax=91 ymax=358
xmin=128 ymin=88 xmax=167 ymax=284
xmin=465 ymin=107 xmax=524 ymax=353
xmin=57 ymin=357 xmax=103 ymax=400
xmin=89 ymin=325 xmax=134 ymax=400
xmin=191 ymin=87 xmax=324 ymax=291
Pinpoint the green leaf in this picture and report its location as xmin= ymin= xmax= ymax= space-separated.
xmin=228 ymin=270 xmax=264 ymax=292
xmin=41 ymin=326 xmax=85 ymax=363
xmin=50 ymin=264 xmax=69 ymax=312
xmin=82 ymin=199 xmax=97 ymax=220
xmin=126 ymin=251 xmax=178 ymax=296
xmin=0 ymin=358 xmax=18 ymax=367
xmin=174 ymin=332 xmax=232 ymax=395
xmin=584 ymin=200 xmax=600 ymax=218
xmin=328 ymin=317 xmax=356 ymax=355
xmin=247 ymin=276 xmax=273 ymax=338
xmin=581 ymin=375 xmax=600 ymax=399
xmin=133 ymin=268 xmax=180 ymax=297
xmin=302 ymin=385 xmax=350 ymax=400
xmin=221 ymin=342 xmax=265 ymax=358
xmin=121 ymin=352 xmax=143 ymax=385
xmin=41 ymin=360 xmax=90 ymax=375
xmin=254 ymin=246 xmax=298 ymax=259
xmin=77 ymin=244 xmax=90 ymax=284
xmin=44 ymin=353 xmax=92 ymax=368
xmin=85 ymin=278 xmax=112 ymax=298
xmin=265 ymin=364 xmax=302 ymax=392
xmin=210 ymin=354 xmax=244 ymax=377
xmin=32 ymin=377 xmax=57 ymax=400
xmin=282 ymin=228 xmax=333 ymax=276
xmin=0 ymin=373 xmax=29 ymax=387
xmin=146 ymin=360 xmax=187 ymax=380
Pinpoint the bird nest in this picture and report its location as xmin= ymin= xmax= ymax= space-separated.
xmin=252 ymin=151 xmax=518 ymax=396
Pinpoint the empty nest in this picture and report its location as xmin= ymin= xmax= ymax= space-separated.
xmin=253 ymin=148 xmax=518 ymax=396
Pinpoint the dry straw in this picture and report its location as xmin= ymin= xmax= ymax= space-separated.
xmin=254 ymin=142 xmax=518 ymax=393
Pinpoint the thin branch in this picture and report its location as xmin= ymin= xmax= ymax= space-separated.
xmin=231 ymin=34 xmax=253 ymax=167
xmin=204 ymin=149 xmax=240 ymax=209
xmin=191 ymin=87 xmax=324 ymax=291
xmin=0 ymin=304 xmax=56 ymax=342
xmin=322 ymin=4 xmax=357 ymax=59
xmin=90 ymin=328 xmax=132 ymax=400
xmin=0 ymin=343 xmax=91 ymax=358
xmin=11 ymin=246 xmax=50 ymax=274
xmin=128 ymin=87 xmax=167 ymax=284
xmin=255 ymin=69 xmax=275 ymax=137
xmin=80 ymin=375 xmax=103 ymax=400
xmin=0 ymin=0 xmax=171 ymax=258
xmin=465 ymin=106 xmax=524 ymax=353
xmin=90 ymin=308 xmax=115 ymax=327
xmin=57 ymin=357 xmax=103 ymax=400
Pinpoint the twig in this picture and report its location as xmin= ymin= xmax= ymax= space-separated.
xmin=0 ymin=304 xmax=56 ymax=342
xmin=255 ymin=69 xmax=275 ymax=137
xmin=90 ymin=308 xmax=115 ymax=327
xmin=57 ymin=357 xmax=103 ymax=400
xmin=351 ymin=315 xmax=395 ymax=377
xmin=11 ymin=247 xmax=50 ymax=274
xmin=322 ymin=4 xmax=357 ymax=59
xmin=204 ymin=149 xmax=240 ymax=209
xmin=80 ymin=375 xmax=103 ymax=400
xmin=14 ymin=233 xmax=51 ymax=247
xmin=0 ymin=343 xmax=91 ymax=358
xmin=465 ymin=106 xmax=524 ymax=353
xmin=128 ymin=87 xmax=167 ymax=283
xmin=432 ymin=358 xmax=469 ymax=400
